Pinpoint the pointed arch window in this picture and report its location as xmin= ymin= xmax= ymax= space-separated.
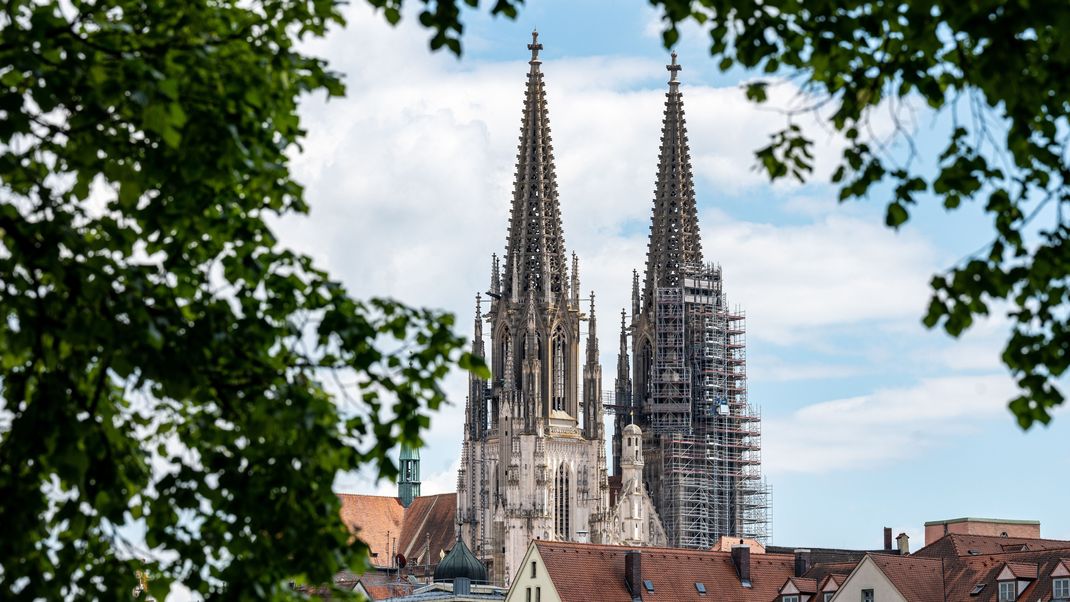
xmin=551 ymin=327 xmax=567 ymax=412
xmin=554 ymin=463 xmax=570 ymax=540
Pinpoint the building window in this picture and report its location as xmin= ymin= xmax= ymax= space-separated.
xmin=1055 ymin=577 xmax=1070 ymax=599
xmin=862 ymin=589 xmax=874 ymax=602
xmin=536 ymin=586 xmax=541 ymax=602
xmin=783 ymin=596 xmax=799 ymax=602
xmin=555 ymin=463 xmax=570 ymax=539
xmin=998 ymin=581 xmax=1016 ymax=602
xmin=526 ymin=587 xmax=531 ymax=602
xmin=551 ymin=328 xmax=566 ymax=411
xmin=531 ymin=561 xmax=536 ymax=578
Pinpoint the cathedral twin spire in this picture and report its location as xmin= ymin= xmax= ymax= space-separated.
xmin=502 ymin=31 xmax=570 ymax=304
xmin=642 ymin=51 xmax=704 ymax=313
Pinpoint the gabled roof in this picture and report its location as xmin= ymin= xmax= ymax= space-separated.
xmin=1000 ymin=561 xmax=1038 ymax=580
xmin=913 ymin=533 xmax=1070 ymax=559
xmin=339 ymin=494 xmax=406 ymax=567
xmin=816 ymin=573 xmax=845 ymax=593
xmin=533 ymin=540 xmax=796 ymax=601
xmin=802 ymin=561 xmax=857 ymax=584
xmin=868 ymin=554 xmax=945 ymax=602
xmin=337 ymin=492 xmax=457 ymax=570
xmin=942 ymin=546 xmax=1070 ymax=601
xmin=399 ymin=493 xmax=457 ymax=567
xmin=785 ymin=576 xmax=817 ymax=594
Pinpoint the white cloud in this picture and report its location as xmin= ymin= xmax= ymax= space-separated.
xmin=704 ymin=211 xmax=940 ymax=344
xmin=763 ymin=374 xmax=1018 ymax=474
xmin=276 ymin=1 xmax=987 ymax=499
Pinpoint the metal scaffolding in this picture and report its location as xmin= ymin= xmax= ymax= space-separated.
xmin=638 ymin=262 xmax=770 ymax=548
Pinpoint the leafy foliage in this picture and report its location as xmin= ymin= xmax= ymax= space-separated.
xmin=0 ymin=0 xmax=485 ymax=599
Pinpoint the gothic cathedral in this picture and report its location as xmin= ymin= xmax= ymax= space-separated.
xmin=456 ymin=33 xmax=665 ymax=585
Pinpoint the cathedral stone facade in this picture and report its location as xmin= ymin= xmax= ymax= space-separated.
xmin=456 ymin=33 xmax=665 ymax=586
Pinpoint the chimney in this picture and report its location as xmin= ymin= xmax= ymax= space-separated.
xmin=884 ymin=527 xmax=893 ymax=551
xmin=731 ymin=545 xmax=752 ymax=587
xmin=625 ymin=550 xmax=642 ymax=601
xmin=794 ymin=549 xmax=812 ymax=577
xmin=896 ymin=532 xmax=910 ymax=555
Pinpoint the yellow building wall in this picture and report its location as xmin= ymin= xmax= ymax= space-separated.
xmin=831 ymin=558 xmax=907 ymax=602
xmin=505 ymin=545 xmax=561 ymax=602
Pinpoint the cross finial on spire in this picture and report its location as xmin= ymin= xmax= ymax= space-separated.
xmin=667 ymin=51 xmax=682 ymax=82
xmin=528 ymin=30 xmax=543 ymax=62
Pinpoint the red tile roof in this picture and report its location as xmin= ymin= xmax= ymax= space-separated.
xmin=942 ymin=546 xmax=1070 ymax=601
xmin=337 ymin=492 xmax=458 ymax=571
xmin=338 ymin=494 xmax=406 ymax=568
xmin=869 ymin=554 xmax=945 ymax=602
xmin=913 ymin=533 xmax=1070 ymax=558
xmin=398 ymin=493 xmax=457 ymax=569
xmin=803 ymin=561 xmax=856 ymax=584
xmin=533 ymin=540 xmax=797 ymax=601
xmin=357 ymin=571 xmax=416 ymax=601
xmin=1002 ymin=561 xmax=1038 ymax=579
xmin=786 ymin=576 xmax=817 ymax=593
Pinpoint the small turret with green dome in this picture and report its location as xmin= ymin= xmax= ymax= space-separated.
xmin=433 ymin=538 xmax=487 ymax=584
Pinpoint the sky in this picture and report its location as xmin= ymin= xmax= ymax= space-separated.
xmin=275 ymin=0 xmax=1070 ymax=552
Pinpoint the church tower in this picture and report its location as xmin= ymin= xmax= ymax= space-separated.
xmin=456 ymin=32 xmax=613 ymax=586
xmin=616 ymin=53 xmax=770 ymax=548
xmin=398 ymin=444 xmax=420 ymax=508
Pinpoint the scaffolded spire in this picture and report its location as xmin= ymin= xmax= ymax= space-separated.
xmin=502 ymin=30 xmax=568 ymax=304
xmin=643 ymin=51 xmax=702 ymax=310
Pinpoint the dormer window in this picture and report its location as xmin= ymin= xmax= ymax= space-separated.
xmin=998 ymin=581 xmax=1016 ymax=601
xmin=782 ymin=596 xmax=799 ymax=602
xmin=1054 ymin=577 xmax=1070 ymax=599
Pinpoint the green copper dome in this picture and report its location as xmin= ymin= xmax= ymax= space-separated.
xmin=433 ymin=539 xmax=487 ymax=584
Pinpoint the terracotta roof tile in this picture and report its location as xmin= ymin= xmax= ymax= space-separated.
xmin=786 ymin=576 xmax=817 ymax=593
xmin=914 ymin=533 xmax=1070 ymax=558
xmin=399 ymin=493 xmax=457 ymax=568
xmin=869 ymin=554 xmax=945 ymax=602
xmin=338 ymin=494 xmax=406 ymax=568
xmin=803 ymin=561 xmax=857 ymax=584
xmin=534 ymin=541 xmax=796 ymax=601
xmin=942 ymin=545 xmax=1070 ymax=601
xmin=1002 ymin=561 xmax=1038 ymax=579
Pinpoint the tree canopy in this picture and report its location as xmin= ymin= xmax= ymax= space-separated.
xmin=0 ymin=0 xmax=485 ymax=599
xmin=405 ymin=0 xmax=1070 ymax=430
xmin=3 ymin=0 xmax=1067 ymax=598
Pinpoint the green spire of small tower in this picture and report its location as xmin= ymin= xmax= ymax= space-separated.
xmin=398 ymin=444 xmax=421 ymax=508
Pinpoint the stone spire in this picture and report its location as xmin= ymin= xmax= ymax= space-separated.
xmin=586 ymin=292 xmax=598 ymax=363
xmin=466 ymin=293 xmax=486 ymax=441
xmin=631 ymin=269 xmax=641 ymax=319
xmin=583 ymin=292 xmax=604 ymax=440
xmin=643 ymin=51 xmax=702 ymax=311
xmin=490 ymin=254 xmax=501 ymax=298
xmin=571 ymin=252 xmax=580 ymax=308
xmin=615 ymin=309 xmax=631 ymax=405
xmin=502 ymin=30 xmax=568 ymax=304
